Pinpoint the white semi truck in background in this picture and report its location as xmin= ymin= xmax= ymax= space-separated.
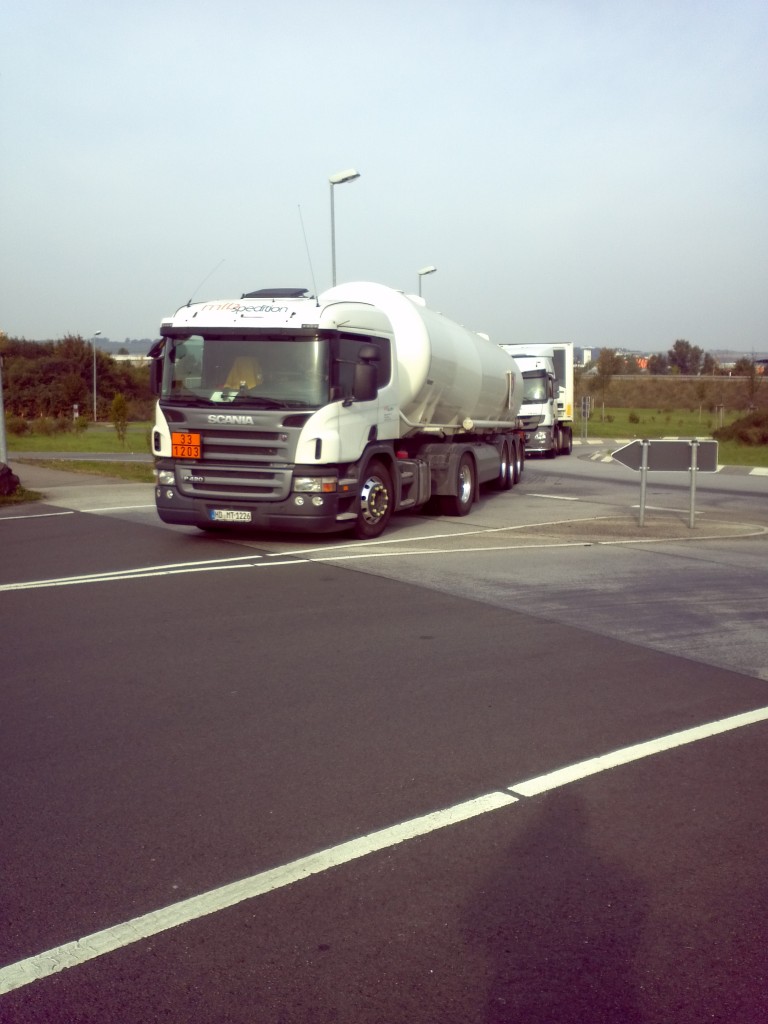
xmin=500 ymin=343 xmax=574 ymax=458
xmin=149 ymin=282 xmax=526 ymax=539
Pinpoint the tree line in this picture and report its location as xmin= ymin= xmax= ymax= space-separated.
xmin=592 ymin=339 xmax=761 ymax=377
xmin=0 ymin=335 xmax=154 ymax=421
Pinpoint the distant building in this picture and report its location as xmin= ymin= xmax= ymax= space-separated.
xmin=112 ymin=353 xmax=151 ymax=366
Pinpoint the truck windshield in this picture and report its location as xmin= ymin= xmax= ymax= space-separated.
xmin=522 ymin=370 xmax=547 ymax=404
xmin=161 ymin=334 xmax=329 ymax=409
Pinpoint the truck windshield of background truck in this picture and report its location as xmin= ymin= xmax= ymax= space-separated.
xmin=521 ymin=370 xmax=550 ymax=404
xmin=160 ymin=333 xmax=330 ymax=409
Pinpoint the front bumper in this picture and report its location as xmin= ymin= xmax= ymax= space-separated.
xmin=155 ymin=484 xmax=355 ymax=534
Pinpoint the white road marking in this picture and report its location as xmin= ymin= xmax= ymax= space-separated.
xmin=80 ymin=504 xmax=155 ymax=513
xmin=0 ymin=510 xmax=75 ymax=521
xmin=0 ymin=792 xmax=516 ymax=995
xmin=526 ymin=493 xmax=580 ymax=500
xmin=2 ymin=516 xmax=766 ymax=592
xmin=509 ymin=705 xmax=768 ymax=797
xmin=1 ymin=705 xmax=766 ymax=996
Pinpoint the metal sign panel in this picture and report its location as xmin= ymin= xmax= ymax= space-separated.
xmin=612 ymin=439 xmax=718 ymax=473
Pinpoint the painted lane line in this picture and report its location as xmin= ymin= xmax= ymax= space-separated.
xmin=0 ymin=791 xmax=516 ymax=995
xmin=0 ymin=560 xmax=306 ymax=593
xmin=508 ymin=705 xmax=768 ymax=797
xmin=0 ymin=553 xmax=275 ymax=593
xmin=7 ymin=520 xmax=767 ymax=592
xmin=0 ymin=510 xmax=75 ymax=522
xmin=0 ymin=517 xmax=633 ymax=591
xmin=2 ymin=706 xmax=768 ymax=995
xmin=263 ymin=517 xmax=606 ymax=558
xmin=526 ymin=493 xmax=579 ymax=501
xmin=80 ymin=504 xmax=156 ymax=513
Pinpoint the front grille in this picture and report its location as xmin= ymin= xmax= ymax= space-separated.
xmin=519 ymin=415 xmax=543 ymax=430
xmin=198 ymin=428 xmax=290 ymax=463
xmin=174 ymin=426 xmax=299 ymax=501
xmin=176 ymin=463 xmax=293 ymax=500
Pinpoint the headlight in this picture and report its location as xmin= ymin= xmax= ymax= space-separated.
xmin=293 ymin=476 xmax=337 ymax=494
xmin=156 ymin=469 xmax=175 ymax=485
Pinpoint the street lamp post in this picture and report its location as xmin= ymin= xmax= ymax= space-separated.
xmin=417 ymin=265 xmax=437 ymax=297
xmin=92 ymin=331 xmax=102 ymax=421
xmin=329 ymin=168 xmax=360 ymax=286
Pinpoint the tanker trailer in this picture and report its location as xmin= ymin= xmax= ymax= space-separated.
xmin=150 ymin=282 xmax=525 ymax=539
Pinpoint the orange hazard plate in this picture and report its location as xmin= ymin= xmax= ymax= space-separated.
xmin=171 ymin=431 xmax=201 ymax=458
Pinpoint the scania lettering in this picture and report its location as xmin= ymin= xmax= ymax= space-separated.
xmin=208 ymin=414 xmax=256 ymax=424
xmin=150 ymin=283 xmax=527 ymax=538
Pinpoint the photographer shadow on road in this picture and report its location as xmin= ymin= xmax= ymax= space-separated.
xmin=464 ymin=789 xmax=647 ymax=1023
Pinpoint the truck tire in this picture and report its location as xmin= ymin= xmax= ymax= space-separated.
xmin=494 ymin=441 xmax=512 ymax=491
xmin=545 ymin=429 xmax=559 ymax=459
xmin=354 ymin=460 xmax=393 ymax=539
xmin=512 ymin=438 xmax=524 ymax=484
xmin=560 ymin=428 xmax=573 ymax=455
xmin=440 ymin=453 xmax=475 ymax=516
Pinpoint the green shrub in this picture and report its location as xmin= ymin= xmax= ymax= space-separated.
xmin=628 ymin=411 xmax=640 ymax=424
xmin=6 ymin=416 xmax=29 ymax=435
xmin=35 ymin=417 xmax=56 ymax=436
xmin=713 ymin=411 xmax=768 ymax=446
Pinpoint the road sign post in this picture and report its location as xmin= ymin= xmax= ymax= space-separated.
xmin=611 ymin=438 xmax=719 ymax=528
xmin=639 ymin=439 xmax=649 ymax=526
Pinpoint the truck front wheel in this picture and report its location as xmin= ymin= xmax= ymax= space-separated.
xmin=354 ymin=460 xmax=393 ymax=539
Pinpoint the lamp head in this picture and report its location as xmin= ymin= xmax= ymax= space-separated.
xmin=329 ymin=168 xmax=360 ymax=185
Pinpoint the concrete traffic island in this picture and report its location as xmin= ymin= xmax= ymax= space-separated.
xmin=484 ymin=514 xmax=767 ymax=546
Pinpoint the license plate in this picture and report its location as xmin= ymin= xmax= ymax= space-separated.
xmin=171 ymin=431 xmax=201 ymax=458
xmin=209 ymin=509 xmax=252 ymax=523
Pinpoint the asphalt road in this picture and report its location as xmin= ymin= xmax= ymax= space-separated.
xmin=1 ymin=452 xmax=767 ymax=1023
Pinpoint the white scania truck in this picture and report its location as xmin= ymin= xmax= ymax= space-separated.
xmin=149 ymin=282 xmax=526 ymax=539
xmin=499 ymin=343 xmax=574 ymax=458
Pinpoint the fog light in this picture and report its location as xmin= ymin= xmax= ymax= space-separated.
xmin=311 ymin=496 xmax=324 ymax=507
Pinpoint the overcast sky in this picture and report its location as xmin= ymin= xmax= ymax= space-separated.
xmin=1 ymin=0 xmax=766 ymax=352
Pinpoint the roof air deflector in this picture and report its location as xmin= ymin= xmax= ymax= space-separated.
xmin=242 ymin=288 xmax=310 ymax=299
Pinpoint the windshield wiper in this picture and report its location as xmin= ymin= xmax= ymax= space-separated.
xmin=228 ymin=394 xmax=295 ymax=409
xmin=162 ymin=394 xmax=211 ymax=407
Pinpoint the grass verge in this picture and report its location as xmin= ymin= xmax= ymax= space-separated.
xmin=11 ymin=459 xmax=155 ymax=483
xmin=7 ymin=422 xmax=152 ymax=454
xmin=579 ymin=408 xmax=768 ymax=468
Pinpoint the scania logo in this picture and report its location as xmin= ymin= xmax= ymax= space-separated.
xmin=207 ymin=414 xmax=255 ymax=424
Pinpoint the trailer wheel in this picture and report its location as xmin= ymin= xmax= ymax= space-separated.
xmin=354 ymin=460 xmax=393 ymax=539
xmin=441 ymin=453 xmax=475 ymax=516
xmin=512 ymin=438 xmax=524 ymax=484
xmin=494 ymin=441 xmax=513 ymax=491
xmin=560 ymin=428 xmax=573 ymax=455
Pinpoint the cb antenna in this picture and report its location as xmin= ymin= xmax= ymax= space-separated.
xmin=187 ymin=258 xmax=225 ymax=306
xmin=298 ymin=205 xmax=319 ymax=304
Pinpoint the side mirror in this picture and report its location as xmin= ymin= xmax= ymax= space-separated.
xmin=352 ymin=345 xmax=379 ymax=402
xmin=150 ymin=358 xmax=163 ymax=396
xmin=352 ymin=363 xmax=377 ymax=402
